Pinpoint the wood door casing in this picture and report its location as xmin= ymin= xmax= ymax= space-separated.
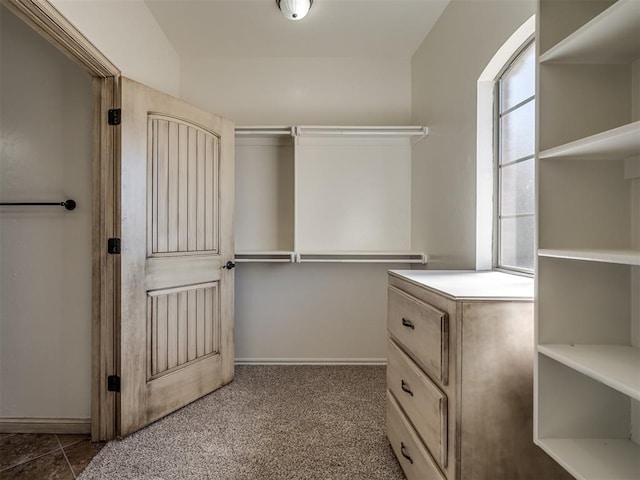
xmin=120 ymin=77 xmax=234 ymax=437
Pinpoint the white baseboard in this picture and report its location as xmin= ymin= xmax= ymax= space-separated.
xmin=0 ymin=417 xmax=91 ymax=434
xmin=235 ymin=357 xmax=387 ymax=365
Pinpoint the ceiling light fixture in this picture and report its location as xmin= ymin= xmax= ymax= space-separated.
xmin=276 ymin=0 xmax=313 ymax=21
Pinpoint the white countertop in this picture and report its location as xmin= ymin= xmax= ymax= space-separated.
xmin=389 ymin=270 xmax=534 ymax=301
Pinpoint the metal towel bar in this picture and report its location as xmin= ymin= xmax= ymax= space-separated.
xmin=0 ymin=199 xmax=76 ymax=210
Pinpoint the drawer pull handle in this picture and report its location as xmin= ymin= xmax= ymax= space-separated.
xmin=401 ymin=379 xmax=414 ymax=396
xmin=401 ymin=318 xmax=415 ymax=330
xmin=400 ymin=442 xmax=413 ymax=464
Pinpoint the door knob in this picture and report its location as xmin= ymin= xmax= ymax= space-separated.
xmin=222 ymin=261 xmax=236 ymax=270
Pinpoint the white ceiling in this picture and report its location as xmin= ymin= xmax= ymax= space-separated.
xmin=144 ymin=0 xmax=450 ymax=58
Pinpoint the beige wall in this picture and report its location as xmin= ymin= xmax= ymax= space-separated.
xmin=411 ymin=0 xmax=536 ymax=269
xmin=180 ymin=56 xmax=412 ymax=126
xmin=180 ymin=56 xmax=412 ymax=361
xmin=0 ymin=7 xmax=93 ymax=418
xmin=51 ymin=0 xmax=180 ymax=96
xmin=234 ymin=263 xmax=407 ymax=362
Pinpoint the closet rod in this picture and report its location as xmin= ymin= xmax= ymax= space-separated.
xmin=0 ymin=199 xmax=76 ymax=211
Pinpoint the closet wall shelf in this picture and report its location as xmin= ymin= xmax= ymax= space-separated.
xmin=235 ymin=125 xmax=426 ymax=260
xmin=538 ymin=248 xmax=640 ymax=266
xmin=539 ymin=0 xmax=640 ymax=64
xmin=235 ymin=126 xmax=294 ymax=136
xmin=234 ymin=251 xmax=428 ymax=264
xmin=235 ymin=125 xmax=428 ymax=139
xmin=536 ymin=438 xmax=640 ymax=480
xmin=234 ymin=251 xmax=296 ymax=263
xmin=296 ymin=252 xmax=428 ymax=264
xmin=539 ymin=121 xmax=640 ymax=161
xmin=294 ymin=125 xmax=428 ymax=138
xmin=538 ymin=344 xmax=640 ymax=400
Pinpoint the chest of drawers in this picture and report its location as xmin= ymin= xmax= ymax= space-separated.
xmin=386 ymin=270 xmax=571 ymax=480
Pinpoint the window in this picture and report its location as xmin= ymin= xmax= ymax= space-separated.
xmin=495 ymin=40 xmax=535 ymax=274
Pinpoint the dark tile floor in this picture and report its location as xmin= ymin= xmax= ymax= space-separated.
xmin=0 ymin=433 xmax=104 ymax=479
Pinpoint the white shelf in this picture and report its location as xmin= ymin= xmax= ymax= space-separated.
xmin=537 ymin=438 xmax=640 ymax=480
xmin=538 ymin=249 xmax=640 ymax=266
xmin=294 ymin=125 xmax=427 ymax=138
xmin=539 ymin=121 xmax=640 ymax=161
xmin=538 ymin=344 xmax=640 ymax=400
xmin=296 ymin=252 xmax=427 ymax=264
xmin=235 ymin=126 xmax=294 ymax=136
xmin=234 ymin=251 xmax=428 ymax=264
xmin=236 ymin=125 xmax=428 ymax=139
xmin=234 ymin=251 xmax=295 ymax=263
xmin=540 ymin=0 xmax=640 ymax=64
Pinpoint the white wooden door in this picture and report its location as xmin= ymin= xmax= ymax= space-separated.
xmin=119 ymin=77 xmax=234 ymax=436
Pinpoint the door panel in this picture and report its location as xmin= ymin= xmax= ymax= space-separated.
xmin=147 ymin=115 xmax=219 ymax=256
xmin=147 ymin=284 xmax=219 ymax=379
xmin=120 ymin=77 xmax=234 ymax=436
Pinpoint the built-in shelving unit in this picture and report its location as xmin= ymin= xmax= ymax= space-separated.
xmin=535 ymin=1 xmax=640 ymax=478
xmin=234 ymin=125 xmax=428 ymax=264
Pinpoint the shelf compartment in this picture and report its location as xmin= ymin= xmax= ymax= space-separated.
xmin=540 ymin=0 xmax=640 ymax=64
xmin=538 ymin=344 xmax=640 ymax=400
xmin=538 ymin=249 xmax=640 ymax=266
xmin=235 ymin=251 xmax=295 ymax=263
xmin=539 ymin=121 xmax=640 ymax=161
xmin=235 ymin=134 xmax=294 ymax=253
xmin=296 ymin=252 xmax=427 ymax=264
xmin=295 ymin=136 xmax=412 ymax=252
xmin=536 ymin=438 xmax=640 ymax=480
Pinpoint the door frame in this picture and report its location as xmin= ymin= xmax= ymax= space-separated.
xmin=1 ymin=0 xmax=121 ymax=440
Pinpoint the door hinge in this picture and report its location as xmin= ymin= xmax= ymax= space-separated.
xmin=107 ymin=375 xmax=120 ymax=392
xmin=107 ymin=238 xmax=121 ymax=254
xmin=108 ymin=108 xmax=121 ymax=126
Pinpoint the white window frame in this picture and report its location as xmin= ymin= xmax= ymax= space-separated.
xmin=475 ymin=15 xmax=535 ymax=274
xmin=494 ymin=39 xmax=536 ymax=275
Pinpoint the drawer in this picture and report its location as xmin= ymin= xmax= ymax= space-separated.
xmin=388 ymin=286 xmax=449 ymax=384
xmin=387 ymin=391 xmax=446 ymax=480
xmin=387 ymin=339 xmax=448 ymax=468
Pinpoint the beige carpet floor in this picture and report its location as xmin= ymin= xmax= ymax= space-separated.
xmin=79 ymin=365 xmax=405 ymax=480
